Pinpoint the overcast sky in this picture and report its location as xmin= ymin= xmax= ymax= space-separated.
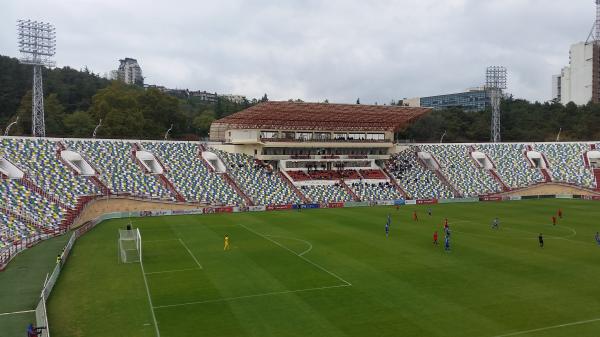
xmin=0 ymin=0 xmax=594 ymax=103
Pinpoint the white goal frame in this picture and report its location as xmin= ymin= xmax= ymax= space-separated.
xmin=119 ymin=228 xmax=142 ymax=263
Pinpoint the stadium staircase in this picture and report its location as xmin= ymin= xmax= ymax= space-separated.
xmin=591 ymin=144 xmax=600 ymax=190
xmin=416 ymin=153 xmax=462 ymax=198
xmin=57 ymin=142 xmax=111 ymax=196
xmin=381 ymin=167 xmax=409 ymax=199
xmin=157 ymin=175 xmax=186 ymax=202
xmin=196 ymin=146 xmax=215 ymax=173
xmin=131 ymin=143 xmax=185 ymax=202
xmin=90 ymin=176 xmax=111 ymax=195
xmin=60 ymin=195 xmax=97 ymax=229
xmin=19 ymin=176 xmax=72 ymax=211
xmin=468 ymin=146 xmax=510 ymax=192
xmin=582 ymin=149 xmax=600 ymax=190
xmin=222 ymin=172 xmax=254 ymax=206
xmin=583 ymin=151 xmax=591 ymax=168
xmin=148 ymin=145 xmax=187 ymax=203
xmin=278 ymin=172 xmax=311 ymax=203
xmin=0 ymin=205 xmax=46 ymax=233
xmin=489 ymin=170 xmax=510 ymax=192
xmin=524 ymin=145 xmax=552 ymax=183
xmin=593 ymin=169 xmax=600 ymax=190
xmin=540 ymin=153 xmax=552 ymax=183
xmin=131 ymin=143 xmax=149 ymax=174
xmin=339 ymin=179 xmax=361 ymax=201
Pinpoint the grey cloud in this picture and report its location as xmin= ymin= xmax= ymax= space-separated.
xmin=0 ymin=0 xmax=594 ymax=103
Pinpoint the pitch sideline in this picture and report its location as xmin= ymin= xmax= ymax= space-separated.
xmin=491 ymin=316 xmax=600 ymax=337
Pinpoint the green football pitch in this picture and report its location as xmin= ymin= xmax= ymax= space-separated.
xmin=5 ymin=199 xmax=600 ymax=337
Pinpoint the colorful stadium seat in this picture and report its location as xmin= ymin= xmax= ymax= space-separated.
xmin=387 ymin=149 xmax=454 ymax=199
xmin=141 ymin=142 xmax=242 ymax=205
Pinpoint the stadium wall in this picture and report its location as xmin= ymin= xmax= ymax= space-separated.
xmin=72 ymin=197 xmax=205 ymax=227
xmin=493 ymin=182 xmax=600 ymax=197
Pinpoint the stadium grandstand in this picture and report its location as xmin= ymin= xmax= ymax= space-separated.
xmin=1 ymin=101 xmax=600 ymax=270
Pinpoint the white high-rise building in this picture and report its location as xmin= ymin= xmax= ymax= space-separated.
xmin=553 ymin=2 xmax=600 ymax=105
xmin=117 ymin=58 xmax=143 ymax=86
xmin=555 ymin=42 xmax=598 ymax=105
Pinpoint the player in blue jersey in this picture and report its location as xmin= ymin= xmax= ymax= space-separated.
xmin=385 ymin=214 xmax=391 ymax=237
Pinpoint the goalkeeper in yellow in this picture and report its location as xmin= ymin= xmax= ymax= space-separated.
xmin=224 ymin=234 xmax=230 ymax=251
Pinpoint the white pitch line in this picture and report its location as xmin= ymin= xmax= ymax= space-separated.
xmin=264 ymin=235 xmax=313 ymax=256
xmin=145 ymin=267 xmax=201 ymax=275
xmin=0 ymin=309 xmax=35 ymax=317
xmin=144 ymin=239 xmax=180 ymax=243
xmin=139 ymin=260 xmax=161 ymax=337
xmin=154 ymin=283 xmax=351 ymax=309
xmin=491 ymin=317 xmax=600 ymax=337
xmin=178 ymin=238 xmax=203 ymax=269
xmin=239 ymin=224 xmax=352 ymax=286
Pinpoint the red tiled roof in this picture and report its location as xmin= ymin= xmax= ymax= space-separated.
xmin=213 ymin=101 xmax=430 ymax=132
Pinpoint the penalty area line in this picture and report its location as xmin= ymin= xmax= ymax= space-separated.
xmin=178 ymin=238 xmax=203 ymax=269
xmin=239 ymin=224 xmax=351 ymax=286
xmin=153 ymin=283 xmax=351 ymax=309
xmin=145 ymin=267 xmax=201 ymax=275
xmin=0 ymin=309 xmax=35 ymax=317
xmin=491 ymin=317 xmax=600 ymax=337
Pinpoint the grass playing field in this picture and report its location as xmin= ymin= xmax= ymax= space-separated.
xmin=0 ymin=234 xmax=67 ymax=337
xmin=32 ymin=200 xmax=600 ymax=336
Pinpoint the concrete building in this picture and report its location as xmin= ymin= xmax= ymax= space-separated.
xmin=117 ymin=58 xmax=143 ymax=86
xmin=190 ymin=90 xmax=218 ymax=103
xmin=554 ymin=42 xmax=600 ymax=105
xmin=553 ymin=1 xmax=600 ymax=105
xmin=403 ymin=88 xmax=489 ymax=112
xmin=220 ymin=94 xmax=247 ymax=104
xmin=552 ymin=74 xmax=562 ymax=102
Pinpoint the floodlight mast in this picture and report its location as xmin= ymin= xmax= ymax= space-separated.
xmin=17 ymin=19 xmax=56 ymax=137
xmin=486 ymin=66 xmax=507 ymax=143
xmin=586 ymin=0 xmax=600 ymax=44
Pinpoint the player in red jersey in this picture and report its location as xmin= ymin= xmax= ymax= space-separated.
xmin=433 ymin=231 xmax=439 ymax=245
xmin=558 ymin=208 xmax=563 ymax=219
xmin=413 ymin=211 xmax=418 ymax=222
xmin=552 ymin=216 xmax=556 ymax=226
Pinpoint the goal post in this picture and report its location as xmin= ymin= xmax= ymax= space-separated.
xmin=119 ymin=228 xmax=142 ymax=263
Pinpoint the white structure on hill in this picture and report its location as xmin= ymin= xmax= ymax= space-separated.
xmin=117 ymin=58 xmax=143 ymax=86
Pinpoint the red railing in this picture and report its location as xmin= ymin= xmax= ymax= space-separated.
xmin=222 ymin=173 xmax=254 ymax=206
xmin=381 ymin=167 xmax=409 ymax=199
xmin=278 ymin=171 xmax=310 ymax=203
xmin=158 ymin=174 xmax=187 ymax=202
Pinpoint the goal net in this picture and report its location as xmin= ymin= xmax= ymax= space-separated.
xmin=119 ymin=228 xmax=142 ymax=263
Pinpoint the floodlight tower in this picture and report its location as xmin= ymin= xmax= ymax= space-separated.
xmin=17 ymin=20 xmax=56 ymax=137
xmin=486 ymin=66 xmax=507 ymax=143
xmin=586 ymin=0 xmax=600 ymax=44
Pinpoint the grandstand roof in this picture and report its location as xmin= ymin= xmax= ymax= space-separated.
xmin=212 ymin=101 xmax=430 ymax=132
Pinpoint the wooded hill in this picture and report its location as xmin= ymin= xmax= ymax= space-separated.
xmin=2 ymin=54 xmax=599 ymax=141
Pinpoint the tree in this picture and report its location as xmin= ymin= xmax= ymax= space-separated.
xmin=193 ymin=110 xmax=215 ymax=137
xmin=15 ymin=90 xmax=32 ymax=135
xmin=87 ymin=82 xmax=142 ymax=138
xmin=63 ymin=111 xmax=94 ymax=137
xmin=44 ymin=94 xmax=66 ymax=136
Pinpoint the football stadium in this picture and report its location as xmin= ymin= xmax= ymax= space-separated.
xmin=1 ymin=101 xmax=600 ymax=337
